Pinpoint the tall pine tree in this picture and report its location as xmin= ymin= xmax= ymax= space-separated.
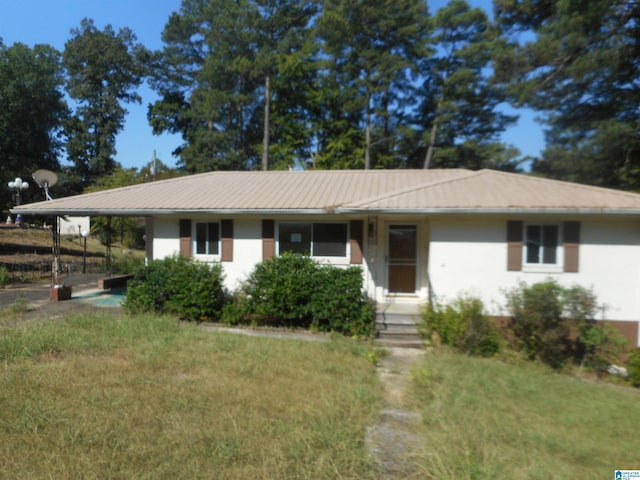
xmin=316 ymin=0 xmax=430 ymax=169
xmin=495 ymin=0 xmax=640 ymax=188
xmin=418 ymin=0 xmax=517 ymax=170
xmin=148 ymin=0 xmax=318 ymax=172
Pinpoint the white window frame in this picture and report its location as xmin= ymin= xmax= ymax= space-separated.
xmin=194 ymin=221 xmax=220 ymax=258
xmin=277 ymin=221 xmax=349 ymax=262
xmin=523 ymin=223 xmax=563 ymax=273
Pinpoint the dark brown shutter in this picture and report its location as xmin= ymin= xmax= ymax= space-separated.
xmin=563 ymin=221 xmax=580 ymax=273
xmin=507 ymin=221 xmax=523 ymax=271
xmin=350 ymin=220 xmax=363 ymax=264
xmin=262 ymin=220 xmax=275 ymax=260
xmin=221 ymin=219 xmax=233 ymax=262
xmin=179 ymin=219 xmax=192 ymax=258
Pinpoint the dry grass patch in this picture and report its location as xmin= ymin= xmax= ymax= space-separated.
xmin=0 ymin=313 xmax=382 ymax=479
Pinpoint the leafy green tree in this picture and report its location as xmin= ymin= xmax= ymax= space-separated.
xmin=494 ymin=0 xmax=640 ymax=188
xmin=417 ymin=0 xmax=517 ymax=170
xmin=83 ymin=166 xmax=144 ymax=248
xmin=149 ymin=0 xmax=318 ymax=172
xmin=63 ymin=19 xmax=146 ymax=184
xmin=0 ymin=41 xmax=67 ymax=209
xmin=315 ymin=0 xmax=430 ymax=169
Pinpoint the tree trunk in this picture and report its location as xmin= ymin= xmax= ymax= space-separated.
xmin=262 ymin=75 xmax=270 ymax=171
xmin=365 ymin=89 xmax=371 ymax=170
xmin=423 ymin=121 xmax=438 ymax=169
xmin=424 ymin=95 xmax=444 ymax=169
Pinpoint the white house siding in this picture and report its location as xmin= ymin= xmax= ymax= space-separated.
xmin=221 ymin=218 xmax=262 ymax=291
xmin=150 ymin=215 xmax=369 ymax=292
xmin=428 ymin=216 xmax=640 ymax=346
xmin=152 ymin=217 xmax=181 ymax=260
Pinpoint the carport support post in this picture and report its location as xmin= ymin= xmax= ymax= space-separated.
xmin=106 ymin=216 xmax=112 ymax=277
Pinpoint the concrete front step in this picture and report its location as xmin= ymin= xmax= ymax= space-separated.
xmin=375 ymin=304 xmax=423 ymax=348
xmin=375 ymin=336 xmax=425 ymax=348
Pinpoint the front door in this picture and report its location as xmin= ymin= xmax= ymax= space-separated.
xmin=387 ymin=225 xmax=417 ymax=293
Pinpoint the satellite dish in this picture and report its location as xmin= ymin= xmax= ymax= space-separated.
xmin=33 ymin=169 xmax=58 ymax=188
xmin=32 ymin=169 xmax=58 ymax=201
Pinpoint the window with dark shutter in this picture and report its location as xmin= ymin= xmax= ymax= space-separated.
xmin=262 ymin=220 xmax=275 ymax=260
xmin=221 ymin=220 xmax=233 ymax=262
xmin=179 ymin=219 xmax=192 ymax=258
xmin=507 ymin=221 xmax=523 ymax=271
xmin=563 ymin=221 xmax=580 ymax=273
xmin=350 ymin=220 xmax=363 ymax=264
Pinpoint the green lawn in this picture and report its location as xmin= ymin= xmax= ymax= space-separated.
xmin=0 ymin=312 xmax=383 ymax=479
xmin=4 ymin=308 xmax=639 ymax=479
xmin=410 ymin=349 xmax=640 ymax=479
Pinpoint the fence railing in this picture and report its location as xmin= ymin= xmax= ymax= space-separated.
xmin=0 ymin=259 xmax=107 ymax=284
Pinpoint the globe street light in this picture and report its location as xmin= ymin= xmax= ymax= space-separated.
xmin=8 ymin=177 xmax=29 ymax=206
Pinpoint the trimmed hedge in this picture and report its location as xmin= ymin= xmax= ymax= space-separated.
xmin=223 ymin=253 xmax=375 ymax=337
xmin=124 ymin=256 xmax=226 ymax=321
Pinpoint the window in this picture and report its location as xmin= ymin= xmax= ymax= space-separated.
xmin=525 ymin=225 xmax=558 ymax=264
xmin=278 ymin=223 xmax=347 ymax=257
xmin=195 ymin=222 xmax=219 ymax=255
xmin=313 ymin=223 xmax=347 ymax=256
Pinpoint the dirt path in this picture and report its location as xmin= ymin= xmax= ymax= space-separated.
xmin=366 ymin=347 xmax=426 ymax=479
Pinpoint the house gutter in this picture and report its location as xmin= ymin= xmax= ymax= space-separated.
xmin=9 ymin=207 xmax=332 ymax=217
xmin=12 ymin=205 xmax=640 ymax=217
xmin=335 ymin=207 xmax=640 ymax=216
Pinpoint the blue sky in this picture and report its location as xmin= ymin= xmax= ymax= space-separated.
xmin=0 ymin=0 xmax=544 ymax=170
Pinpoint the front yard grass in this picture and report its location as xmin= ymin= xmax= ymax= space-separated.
xmin=0 ymin=311 xmax=382 ymax=479
xmin=410 ymin=349 xmax=640 ymax=479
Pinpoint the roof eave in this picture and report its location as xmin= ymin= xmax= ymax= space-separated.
xmin=10 ymin=207 xmax=333 ymax=216
xmin=336 ymin=207 xmax=640 ymax=216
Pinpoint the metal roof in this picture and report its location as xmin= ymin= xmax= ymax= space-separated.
xmin=12 ymin=169 xmax=640 ymax=217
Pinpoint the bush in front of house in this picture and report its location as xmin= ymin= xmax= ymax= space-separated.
xmin=238 ymin=253 xmax=318 ymax=326
xmin=223 ymin=253 xmax=375 ymax=337
xmin=310 ymin=266 xmax=376 ymax=337
xmin=626 ymin=348 xmax=640 ymax=387
xmin=506 ymin=279 xmax=627 ymax=371
xmin=506 ymin=280 xmax=570 ymax=368
xmin=420 ymin=295 xmax=501 ymax=357
xmin=124 ymin=256 xmax=226 ymax=321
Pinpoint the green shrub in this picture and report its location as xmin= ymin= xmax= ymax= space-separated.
xmin=111 ymin=253 xmax=145 ymax=274
xmin=505 ymin=280 xmax=625 ymax=371
xmin=578 ymin=321 xmax=628 ymax=377
xmin=311 ymin=266 xmax=375 ymax=337
xmin=421 ymin=295 xmax=501 ymax=357
xmin=240 ymin=253 xmax=318 ymax=326
xmin=507 ymin=280 xmax=570 ymax=368
xmin=124 ymin=256 xmax=226 ymax=321
xmin=230 ymin=253 xmax=374 ymax=336
xmin=0 ymin=266 xmax=10 ymax=287
xmin=627 ymin=348 xmax=640 ymax=387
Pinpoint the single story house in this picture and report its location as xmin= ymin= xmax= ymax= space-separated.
xmin=12 ymin=168 xmax=640 ymax=346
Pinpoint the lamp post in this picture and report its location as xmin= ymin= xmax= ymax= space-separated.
xmin=8 ymin=177 xmax=29 ymax=206
xmin=81 ymin=230 xmax=90 ymax=274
